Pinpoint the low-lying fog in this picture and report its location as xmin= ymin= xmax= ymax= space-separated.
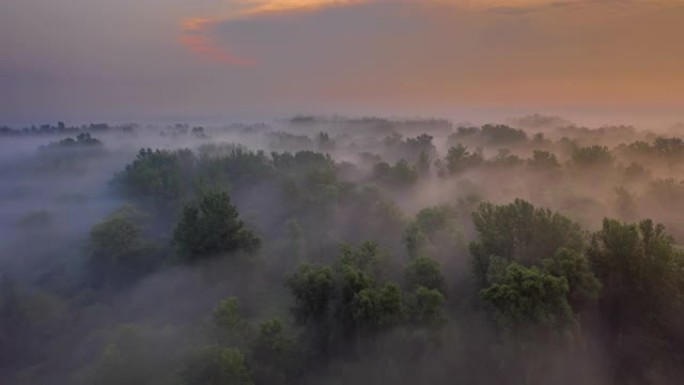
xmin=1 ymin=114 xmax=684 ymax=385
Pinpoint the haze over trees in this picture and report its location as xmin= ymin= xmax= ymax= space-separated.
xmin=2 ymin=116 xmax=684 ymax=384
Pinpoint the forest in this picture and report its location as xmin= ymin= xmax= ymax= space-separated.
xmin=1 ymin=115 xmax=684 ymax=385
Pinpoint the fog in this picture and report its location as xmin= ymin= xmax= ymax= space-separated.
xmin=1 ymin=115 xmax=684 ymax=384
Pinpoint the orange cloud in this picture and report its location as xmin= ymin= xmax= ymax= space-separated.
xmin=179 ymin=17 xmax=253 ymax=65
xmin=179 ymin=0 xmax=369 ymax=65
xmin=178 ymin=0 xmax=684 ymax=65
xmin=234 ymin=0 xmax=364 ymax=16
xmin=175 ymin=0 xmax=546 ymax=65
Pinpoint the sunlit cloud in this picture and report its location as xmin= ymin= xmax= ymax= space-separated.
xmin=179 ymin=16 xmax=253 ymax=65
xmin=177 ymin=0 xmax=684 ymax=102
xmin=5 ymin=0 xmax=684 ymax=123
xmin=175 ymin=0 xmax=539 ymax=65
xmin=178 ymin=0 xmax=681 ymax=65
xmin=179 ymin=0 xmax=368 ymax=64
xmin=233 ymin=0 xmax=365 ymax=16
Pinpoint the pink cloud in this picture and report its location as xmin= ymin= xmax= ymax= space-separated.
xmin=179 ymin=17 xmax=253 ymax=65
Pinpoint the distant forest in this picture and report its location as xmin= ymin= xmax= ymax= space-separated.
xmin=2 ymin=115 xmax=684 ymax=385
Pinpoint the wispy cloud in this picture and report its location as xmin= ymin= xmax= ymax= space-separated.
xmin=178 ymin=0 xmax=366 ymax=64
xmin=175 ymin=1 xmax=554 ymax=64
xmin=178 ymin=0 xmax=684 ymax=65
xmin=179 ymin=16 xmax=253 ymax=65
xmin=233 ymin=0 xmax=364 ymax=16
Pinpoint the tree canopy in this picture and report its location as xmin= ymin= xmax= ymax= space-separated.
xmin=174 ymin=190 xmax=260 ymax=261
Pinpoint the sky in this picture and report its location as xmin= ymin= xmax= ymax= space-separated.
xmin=2 ymin=0 xmax=684 ymax=126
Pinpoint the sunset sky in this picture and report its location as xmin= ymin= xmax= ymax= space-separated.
xmin=2 ymin=0 xmax=684 ymax=125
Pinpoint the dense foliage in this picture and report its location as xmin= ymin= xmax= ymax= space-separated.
xmin=2 ymin=116 xmax=684 ymax=384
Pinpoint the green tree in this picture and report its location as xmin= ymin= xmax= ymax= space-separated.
xmin=338 ymin=241 xmax=384 ymax=273
xmin=527 ymin=150 xmax=559 ymax=170
xmin=198 ymin=148 xmax=273 ymax=189
xmin=173 ymin=190 xmax=260 ymax=262
xmin=416 ymin=150 xmax=431 ymax=176
xmin=87 ymin=205 xmax=162 ymax=286
xmin=480 ymin=124 xmax=527 ymax=145
xmin=541 ymin=248 xmax=601 ymax=309
xmin=489 ymin=148 xmax=523 ymax=168
xmin=481 ymin=263 xmax=575 ymax=335
xmin=405 ymin=286 xmax=445 ymax=327
xmin=588 ymin=219 xmax=684 ymax=383
xmin=337 ymin=263 xmax=376 ymax=331
xmin=470 ymin=200 xmax=584 ymax=287
xmin=445 ymin=144 xmax=483 ymax=174
xmin=404 ymin=256 xmax=445 ymax=293
xmin=250 ymin=318 xmax=301 ymax=385
xmin=572 ymin=145 xmax=614 ymax=168
xmin=405 ymin=205 xmax=465 ymax=260
xmin=114 ymin=148 xmax=197 ymax=205
xmin=213 ymin=297 xmax=252 ymax=347
xmin=349 ymin=283 xmax=404 ymax=332
xmin=589 ymin=219 xmax=681 ymax=312
xmin=287 ymin=264 xmax=335 ymax=326
xmin=374 ymin=159 xmax=418 ymax=186
xmin=287 ymin=243 xmax=410 ymax=353
xmin=180 ymin=345 xmax=253 ymax=385
xmin=206 ymin=296 xmax=303 ymax=385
